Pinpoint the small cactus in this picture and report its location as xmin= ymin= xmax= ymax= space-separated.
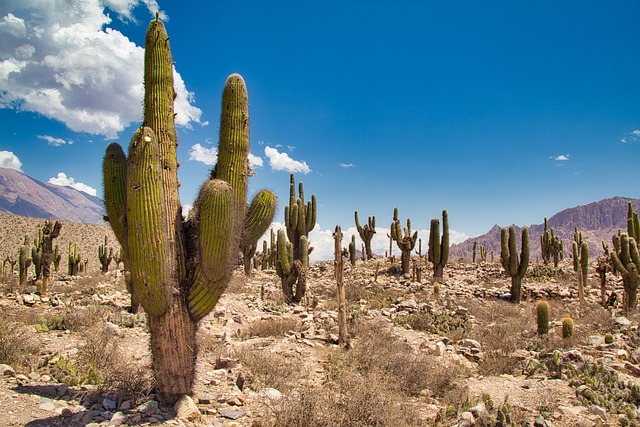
xmin=536 ymin=300 xmax=550 ymax=335
xmin=604 ymin=333 xmax=614 ymax=344
xmin=68 ymin=241 xmax=80 ymax=276
xmin=98 ymin=235 xmax=114 ymax=274
xmin=354 ymin=211 xmax=376 ymax=260
xmin=561 ymin=316 xmax=574 ymax=339
xmin=500 ymin=226 xmax=529 ymax=303
xmin=390 ymin=207 xmax=417 ymax=275
xmin=348 ymin=235 xmax=356 ymax=266
xmin=18 ymin=236 xmax=32 ymax=289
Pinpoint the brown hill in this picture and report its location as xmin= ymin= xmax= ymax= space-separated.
xmin=0 ymin=167 xmax=105 ymax=224
xmin=450 ymin=196 xmax=640 ymax=261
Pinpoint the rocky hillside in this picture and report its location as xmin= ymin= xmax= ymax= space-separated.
xmin=450 ymin=196 xmax=640 ymax=261
xmin=0 ymin=167 xmax=105 ymax=224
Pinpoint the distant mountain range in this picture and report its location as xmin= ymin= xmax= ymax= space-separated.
xmin=450 ymin=196 xmax=640 ymax=260
xmin=0 ymin=167 xmax=105 ymax=224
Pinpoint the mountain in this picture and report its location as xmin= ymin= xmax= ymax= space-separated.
xmin=450 ymin=196 xmax=640 ymax=261
xmin=0 ymin=167 xmax=105 ymax=224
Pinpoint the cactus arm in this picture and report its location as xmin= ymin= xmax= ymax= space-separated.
xmin=500 ymin=227 xmax=509 ymax=271
xmin=518 ymin=227 xmax=530 ymax=279
xmin=242 ymin=190 xmax=277 ymax=245
xmin=508 ymin=226 xmax=518 ymax=277
xmin=440 ymin=210 xmax=449 ymax=266
xmin=187 ymin=179 xmax=234 ymax=321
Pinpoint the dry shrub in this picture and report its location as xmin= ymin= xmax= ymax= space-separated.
xmin=0 ymin=317 xmax=39 ymax=367
xmin=61 ymin=303 xmax=111 ymax=331
xmin=76 ymin=325 xmax=153 ymax=403
xmin=198 ymin=329 xmax=226 ymax=357
xmin=234 ymin=346 xmax=300 ymax=393
xmin=240 ymin=317 xmax=300 ymax=339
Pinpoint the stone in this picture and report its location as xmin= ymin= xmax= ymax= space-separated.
xmin=260 ymin=388 xmax=283 ymax=401
xmin=588 ymin=405 xmax=607 ymax=421
xmin=588 ymin=335 xmax=604 ymax=346
xmin=174 ymin=395 xmax=201 ymax=422
xmin=615 ymin=317 xmax=632 ymax=328
xmin=461 ymin=338 xmax=482 ymax=350
xmin=457 ymin=410 xmax=475 ymax=426
xmin=397 ymin=299 xmax=418 ymax=311
xmin=0 ymin=364 xmax=15 ymax=377
xmin=218 ymin=408 xmax=245 ymax=420
xmin=109 ymin=411 xmax=128 ymax=426
xmin=136 ymin=400 xmax=159 ymax=415
xmin=39 ymin=401 xmax=56 ymax=411
xmin=469 ymin=402 xmax=487 ymax=419
xmin=102 ymin=398 xmax=117 ymax=411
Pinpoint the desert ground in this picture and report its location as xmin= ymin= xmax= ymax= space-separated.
xmin=0 ymin=214 xmax=639 ymax=426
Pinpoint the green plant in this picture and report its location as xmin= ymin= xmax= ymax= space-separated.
xmin=348 ymin=234 xmax=356 ymax=266
xmin=240 ymin=191 xmax=277 ymax=277
xmin=284 ymin=173 xmax=316 ymax=261
xmin=540 ymin=217 xmax=563 ymax=268
xmin=98 ymin=235 xmax=113 ymax=273
xmin=500 ymin=226 xmax=529 ymax=303
xmin=101 ymin=16 xmax=275 ymax=404
xmin=18 ymin=236 xmax=32 ymax=289
xmin=561 ymin=316 xmax=574 ymax=339
xmin=275 ymin=228 xmax=307 ymax=304
xmin=610 ymin=232 xmax=640 ymax=313
xmin=52 ymin=245 xmax=61 ymax=272
xmin=536 ymin=300 xmax=550 ymax=335
xmin=355 ymin=211 xmax=376 ymax=260
xmin=605 ymin=333 xmax=614 ymax=344
xmin=390 ymin=207 xmax=417 ymax=275
xmin=68 ymin=241 xmax=80 ymax=276
xmin=428 ymin=209 xmax=450 ymax=281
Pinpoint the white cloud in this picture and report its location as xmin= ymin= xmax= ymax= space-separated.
xmin=621 ymin=130 xmax=640 ymax=144
xmin=264 ymin=146 xmax=311 ymax=174
xmin=37 ymin=134 xmax=72 ymax=146
xmin=249 ymin=153 xmax=263 ymax=168
xmin=338 ymin=163 xmax=355 ymax=168
xmin=0 ymin=150 xmax=22 ymax=171
xmin=0 ymin=1 xmax=200 ymax=138
xmin=182 ymin=203 xmax=192 ymax=217
xmin=188 ymin=143 xmax=217 ymax=165
xmin=48 ymin=172 xmax=97 ymax=196
xmin=552 ymin=154 xmax=569 ymax=161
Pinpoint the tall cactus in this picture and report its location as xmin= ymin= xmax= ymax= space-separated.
xmin=354 ymin=211 xmax=376 ymax=260
xmin=284 ymin=173 xmax=316 ymax=260
xmin=275 ymin=228 xmax=307 ymax=303
xmin=53 ymin=245 xmax=61 ymax=272
xmin=610 ymin=232 xmax=640 ymax=314
xmin=38 ymin=220 xmax=61 ymax=295
xmin=628 ymin=202 xmax=640 ymax=243
xmin=349 ymin=234 xmax=357 ymax=266
xmin=18 ymin=236 xmax=32 ymax=290
xmin=428 ymin=210 xmax=450 ymax=281
xmin=540 ymin=217 xmax=563 ymax=267
xmin=32 ymin=230 xmax=43 ymax=280
xmin=101 ymin=17 xmax=274 ymax=403
xmin=390 ymin=207 xmax=417 ymax=275
xmin=68 ymin=241 xmax=80 ymax=276
xmin=240 ymin=190 xmax=277 ymax=276
xmin=98 ymin=235 xmax=113 ymax=274
xmin=500 ymin=226 xmax=529 ymax=303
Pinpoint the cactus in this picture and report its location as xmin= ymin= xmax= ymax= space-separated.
xmin=540 ymin=217 xmax=563 ymax=268
xmin=610 ymin=232 xmax=640 ymax=314
xmin=472 ymin=241 xmax=477 ymax=264
xmin=500 ymin=226 xmax=529 ymax=303
xmin=275 ymin=229 xmax=307 ymax=304
xmin=578 ymin=240 xmax=589 ymax=303
xmin=333 ymin=226 xmax=349 ymax=347
xmin=390 ymin=207 xmax=417 ymax=275
xmin=348 ymin=235 xmax=356 ymax=266
xmin=628 ymin=202 xmax=640 ymax=242
xmin=101 ymin=17 xmax=274 ymax=403
xmin=284 ymin=174 xmax=316 ymax=260
xmin=68 ymin=241 xmax=80 ymax=276
xmin=18 ymin=237 xmax=32 ymax=290
xmin=53 ymin=245 xmax=61 ymax=272
xmin=428 ymin=210 xmax=449 ymax=281
xmin=98 ymin=235 xmax=113 ymax=274
xmin=354 ymin=211 xmax=375 ymax=260
xmin=38 ymin=220 xmax=61 ymax=295
xmin=561 ymin=316 xmax=574 ymax=339
xmin=31 ymin=230 xmax=43 ymax=280
xmin=536 ymin=299 xmax=550 ymax=335
xmin=480 ymin=245 xmax=487 ymax=263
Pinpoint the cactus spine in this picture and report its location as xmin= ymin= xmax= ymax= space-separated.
xmin=428 ymin=210 xmax=450 ymax=281
xmin=536 ymin=299 xmax=550 ymax=335
xmin=98 ymin=235 xmax=113 ymax=273
xmin=354 ymin=211 xmax=376 ymax=260
xmin=101 ymin=17 xmax=274 ymax=403
xmin=390 ymin=207 xmax=417 ymax=275
xmin=610 ymin=232 xmax=640 ymax=314
xmin=500 ymin=226 xmax=530 ymax=303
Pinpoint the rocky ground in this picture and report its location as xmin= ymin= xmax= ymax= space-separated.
xmin=1 ymin=253 xmax=640 ymax=427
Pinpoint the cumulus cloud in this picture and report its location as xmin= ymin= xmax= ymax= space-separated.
xmin=37 ymin=134 xmax=72 ymax=146
xmin=0 ymin=150 xmax=22 ymax=171
xmin=0 ymin=1 xmax=201 ymax=138
xmin=48 ymin=172 xmax=97 ymax=196
xmin=621 ymin=130 xmax=640 ymax=144
xmin=551 ymin=154 xmax=570 ymax=161
xmin=188 ymin=143 xmax=263 ymax=169
xmin=264 ymin=146 xmax=311 ymax=174
xmin=248 ymin=153 xmax=264 ymax=169
xmin=338 ymin=163 xmax=355 ymax=168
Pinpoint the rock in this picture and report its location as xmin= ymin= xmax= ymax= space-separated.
xmin=461 ymin=339 xmax=482 ymax=350
xmin=218 ymin=408 xmax=246 ymax=420
xmin=137 ymin=400 xmax=159 ymax=416
xmin=615 ymin=317 xmax=632 ymax=328
xmin=215 ymin=356 xmax=237 ymax=370
xmin=118 ymin=400 xmax=131 ymax=411
xmin=397 ymin=299 xmax=418 ymax=311
xmin=102 ymin=398 xmax=117 ymax=411
xmin=174 ymin=395 xmax=201 ymax=422
xmin=617 ymin=349 xmax=629 ymax=360
xmin=0 ymin=364 xmax=15 ymax=377
xmin=260 ymin=388 xmax=283 ymax=401
xmin=469 ymin=402 xmax=487 ymax=419
xmin=457 ymin=410 xmax=475 ymax=426
xmin=588 ymin=405 xmax=607 ymax=421
xmin=39 ymin=401 xmax=56 ymax=411
xmin=109 ymin=411 xmax=128 ymax=426
xmin=588 ymin=335 xmax=604 ymax=346
xmin=236 ymin=372 xmax=245 ymax=391
xmin=22 ymin=294 xmax=35 ymax=306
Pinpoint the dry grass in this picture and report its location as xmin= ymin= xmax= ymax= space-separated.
xmin=239 ymin=317 xmax=301 ymax=339
xmin=0 ymin=317 xmax=39 ymax=368
xmin=235 ymin=346 xmax=301 ymax=394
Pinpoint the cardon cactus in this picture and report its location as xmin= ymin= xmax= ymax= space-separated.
xmin=68 ymin=241 xmax=80 ymax=276
xmin=240 ymin=190 xmax=277 ymax=276
xmin=628 ymin=202 xmax=640 ymax=242
xmin=285 ymin=173 xmax=316 ymax=260
xmin=579 ymin=240 xmax=589 ymax=303
xmin=38 ymin=220 xmax=61 ymax=295
xmin=354 ymin=211 xmax=375 ymax=260
xmin=53 ymin=245 xmax=61 ymax=272
xmin=500 ymin=226 xmax=529 ymax=303
xmin=390 ymin=207 xmax=417 ymax=275
xmin=32 ymin=230 xmax=43 ymax=280
xmin=610 ymin=232 xmax=640 ymax=314
xmin=98 ymin=235 xmax=113 ymax=274
xmin=428 ymin=210 xmax=449 ymax=281
xmin=536 ymin=299 xmax=550 ymax=335
xmin=101 ymin=17 xmax=275 ymax=403
xmin=349 ymin=235 xmax=356 ymax=266
xmin=18 ymin=236 xmax=32 ymax=289
xmin=275 ymin=228 xmax=307 ymax=304
xmin=540 ymin=217 xmax=563 ymax=268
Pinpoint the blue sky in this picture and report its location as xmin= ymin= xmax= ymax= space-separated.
xmin=0 ymin=1 xmax=639 ymax=261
